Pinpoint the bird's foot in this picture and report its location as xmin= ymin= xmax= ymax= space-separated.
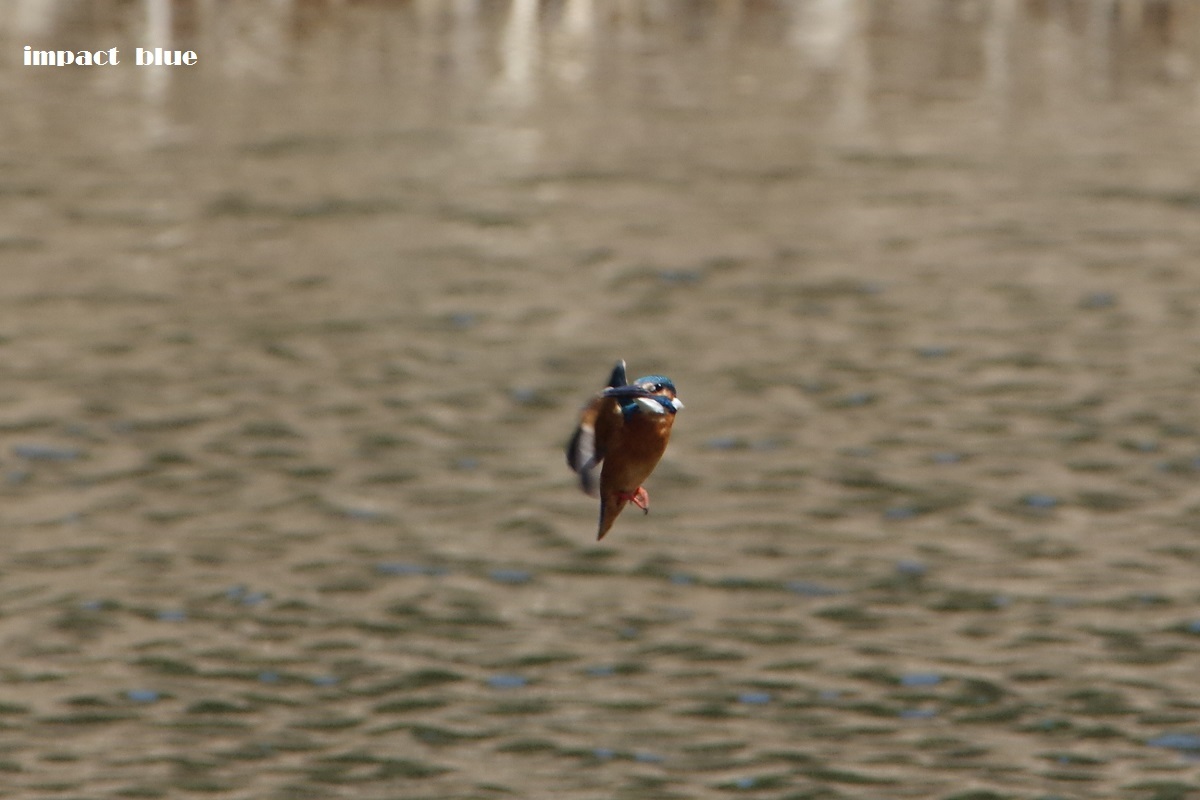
xmin=618 ymin=487 xmax=650 ymax=514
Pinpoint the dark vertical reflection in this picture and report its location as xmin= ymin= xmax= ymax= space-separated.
xmin=3 ymin=0 xmax=1197 ymax=156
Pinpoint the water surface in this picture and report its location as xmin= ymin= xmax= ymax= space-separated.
xmin=3 ymin=2 xmax=1200 ymax=798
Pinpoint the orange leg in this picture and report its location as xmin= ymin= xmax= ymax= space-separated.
xmin=617 ymin=487 xmax=650 ymax=514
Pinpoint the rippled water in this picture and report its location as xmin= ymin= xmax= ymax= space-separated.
xmin=4 ymin=1 xmax=1200 ymax=798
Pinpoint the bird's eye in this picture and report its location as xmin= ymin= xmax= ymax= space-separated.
xmin=647 ymin=383 xmax=661 ymax=392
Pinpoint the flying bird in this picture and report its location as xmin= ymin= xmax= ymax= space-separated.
xmin=566 ymin=360 xmax=683 ymax=540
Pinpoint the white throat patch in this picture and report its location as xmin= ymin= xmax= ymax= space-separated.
xmin=634 ymin=396 xmax=669 ymax=415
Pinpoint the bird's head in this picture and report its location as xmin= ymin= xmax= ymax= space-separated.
xmin=603 ymin=374 xmax=683 ymax=416
xmin=633 ymin=375 xmax=683 ymax=412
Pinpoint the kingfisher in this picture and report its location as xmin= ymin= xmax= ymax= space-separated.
xmin=566 ymin=360 xmax=683 ymax=540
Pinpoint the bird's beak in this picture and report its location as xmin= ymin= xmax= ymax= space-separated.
xmin=670 ymin=397 xmax=684 ymax=411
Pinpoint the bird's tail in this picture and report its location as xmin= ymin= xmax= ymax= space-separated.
xmin=596 ymin=494 xmax=628 ymax=541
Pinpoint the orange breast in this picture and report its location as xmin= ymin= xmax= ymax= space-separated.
xmin=600 ymin=412 xmax=675 ymax=494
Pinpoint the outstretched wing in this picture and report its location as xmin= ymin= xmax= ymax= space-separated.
xmin=565 ymin=417 xmax=598 ymax=495
xmin=566 ymin=361 xmax=627 ymax=497
xmin=566 ymin=396 xmax=619 ymax=496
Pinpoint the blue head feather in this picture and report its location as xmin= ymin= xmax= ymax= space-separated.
xmin=633 ymin=375 xmax=675 ymax=392
xmin=614 ymin=375 xmax=678 ymax=419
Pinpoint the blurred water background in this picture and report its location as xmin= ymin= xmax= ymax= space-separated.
xmin=4 ymin=1 xmax=1200 ymax=798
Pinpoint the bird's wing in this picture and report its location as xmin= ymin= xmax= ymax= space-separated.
xmin=566 ymin=360 xmax=629 ymax=497
xmin=607 ymin=360 xmax=628 ymax=389
xmin=566 ymin=394 xmax=621 ymax=497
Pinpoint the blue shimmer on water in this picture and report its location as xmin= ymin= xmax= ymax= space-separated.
xmin=1148 ymin=733 xmax=1200 ymax=752
xmin=125 ymin=689 xmax=160 ymax=704
xmin=900 ymin=672 xmax=943 ymax=687
xmin=487 ymin=674 xmax=528 ymax=690
xmin=489 ymin=568 xmax=533 ymax=585
xmin=738 ymin=691 xmax=771 ymax=705
xmin=900 ymin=707 xmax=938 ymax=719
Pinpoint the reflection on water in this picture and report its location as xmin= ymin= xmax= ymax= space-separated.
xmin=3 ymin=0 xmax=1199 ymax=159
xmin=4 ymin=0 xmax=1199 ymax=319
